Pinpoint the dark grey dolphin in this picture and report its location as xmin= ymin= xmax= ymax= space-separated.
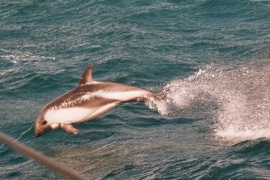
xmin=34 ymin=65 xmax=159 ymax=137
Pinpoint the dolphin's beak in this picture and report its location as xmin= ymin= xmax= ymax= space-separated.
xmin=34 ymin=119 xmax=52 ymax=137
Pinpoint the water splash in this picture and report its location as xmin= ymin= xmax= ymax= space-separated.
xmin=149 ymin=61 xmax=270 ymax=143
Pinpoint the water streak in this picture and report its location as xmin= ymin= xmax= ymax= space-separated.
xmin=149 ymin=61 xmax=270 ymax=143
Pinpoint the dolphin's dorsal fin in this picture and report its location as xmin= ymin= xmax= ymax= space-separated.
xmin=79 ymin=65 xmax=94 ymax=85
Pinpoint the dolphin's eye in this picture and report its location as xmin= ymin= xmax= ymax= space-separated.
xmin=42 ymin=120 xmax=47 ymax=125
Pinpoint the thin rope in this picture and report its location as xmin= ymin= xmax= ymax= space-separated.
xmin=0 ymin=131 xmax=87 ymax=180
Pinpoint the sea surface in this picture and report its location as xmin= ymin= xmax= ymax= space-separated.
xmin=1 ymin=0 xmax=270 ymax=179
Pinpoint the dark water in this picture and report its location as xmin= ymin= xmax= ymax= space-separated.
xmin=1 ymin=0 xmax=270 ymax=179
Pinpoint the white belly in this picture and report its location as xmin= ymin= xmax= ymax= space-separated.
xmin=45 ymin=107 xmax=94 ymax=124
xmin=44 ymin=102 xmax=120 ymax=124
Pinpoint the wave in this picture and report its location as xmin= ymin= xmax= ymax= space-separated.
xmin=148 ymin=61 xmax=270 ymax=143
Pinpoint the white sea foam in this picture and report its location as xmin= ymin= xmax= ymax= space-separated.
xmin=0 ymin=49 xmax=55 ymax=64
xmin=148 ymin=61 xmax=270 ymax=143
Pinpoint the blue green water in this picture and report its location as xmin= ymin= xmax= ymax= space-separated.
xmin=1 ymin=0 xmax=270 ymax=179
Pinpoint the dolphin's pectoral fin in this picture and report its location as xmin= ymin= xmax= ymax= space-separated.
xmin=59 ymin=123 xmax=80 ymax=135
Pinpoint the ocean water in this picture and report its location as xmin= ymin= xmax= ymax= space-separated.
xmin=1 ymin=0 xmax=270 ymax=179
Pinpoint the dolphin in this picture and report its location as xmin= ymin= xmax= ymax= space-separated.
xmin=34 ymin=65 xmax=159 ymax=137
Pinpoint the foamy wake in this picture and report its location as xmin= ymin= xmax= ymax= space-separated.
xmin=148 ymin=61 xmax=270 ymax=143
xmin=0 ymin=49 xmax=56 ymax=64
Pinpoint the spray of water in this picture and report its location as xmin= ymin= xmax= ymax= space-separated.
xmin=149 ymin=61 xmax=270 ymax=143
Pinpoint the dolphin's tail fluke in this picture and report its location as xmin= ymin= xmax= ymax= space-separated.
xmin=141 ymin=91 xmax=167 ymax=104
